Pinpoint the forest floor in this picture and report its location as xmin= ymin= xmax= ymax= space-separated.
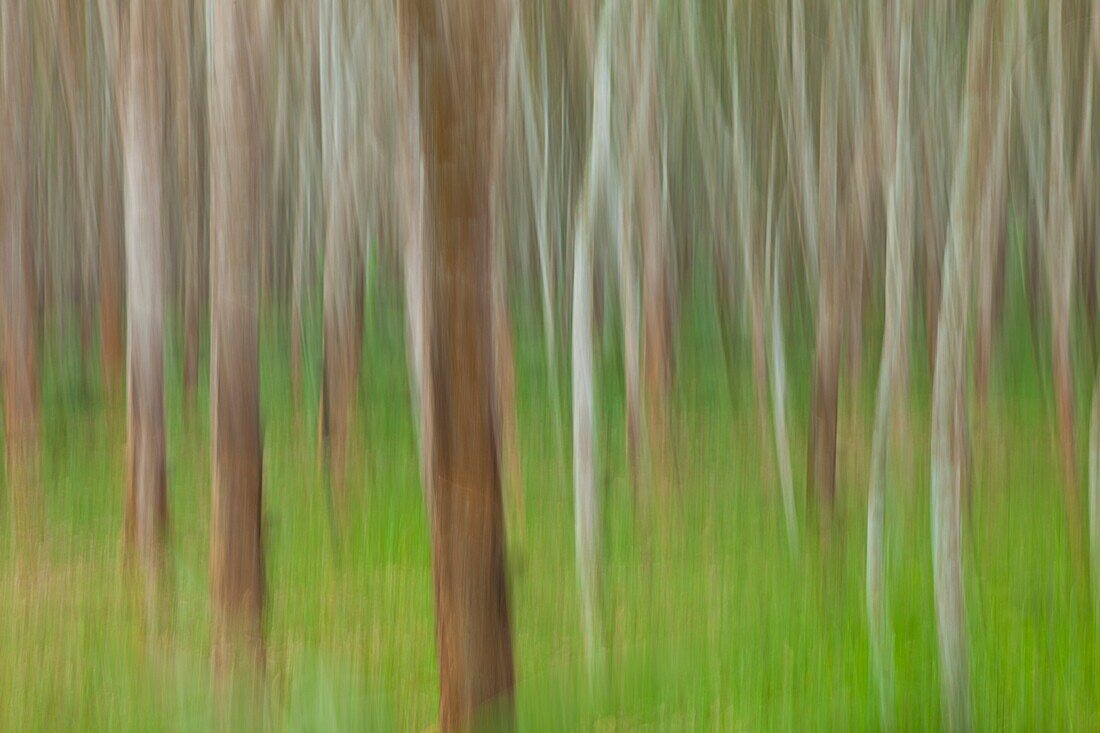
xmin=0 ymin=289 xmax=1097 ymax=730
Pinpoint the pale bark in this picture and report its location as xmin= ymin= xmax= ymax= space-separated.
xmin=208 ymin=0 xmax=268 ymax=668
xmin=122 ymin=0 xmax=169 ymax=616
xmin=725 ymin=3 xmax=771 ymax=477
xmin=399 ymin=0 xmax=516 ymax=727
xmin=930 ymin=2 xmax=1008 ymax=728
xmin=866 ymin=2 xmax=913 ymax=722
xmin=513 ymin=16 xmax=566 ymax=471
xmin=396 ymin=32 xmax=432 ymax=506
xmin=775 ymin=0 xmax=819 ymax=290
xmin=570 ymin=0 xmax=620 ymax=677
xmin=765 ymin=139 xmax=798 ymax=556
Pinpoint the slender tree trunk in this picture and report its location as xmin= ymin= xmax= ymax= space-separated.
xmin=208 ymin=0 xmax=267 ymax=669
xmin=514 ymin=17 xmax=566 ymax=473
xmin=492 ymin=226 xmax=526 ymax=547
xmin=636 ymin=4 xmax=673 ymax=502
xmin=1 ymin=0 xmax=40 ymax=540
xmin=122 ymin=0 xmax=170 ymax=617
xmin=165 ymin=0 xmax=203 ymax=411
xmin=400 ymin=0 xmax=516 ymax=727
xmin=809 ymin=14 xmax=841 ymax=529
xmin=765 ymin=145 xmax=798 ymax=555
xmin=1045 ymin=0 xmax=1087 ymax=581
xmin=319 ymin=0 xmax=366 ymax=513
xmin=867 ymin=4 xmax=913 ymax=722
xmin=930 ymin=3 xmax=1007 ymax=727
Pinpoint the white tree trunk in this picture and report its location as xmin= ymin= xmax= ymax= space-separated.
xmin=123 ymin=0 xmax=169 ymax=618
xmin=866 ymin=4 xmax=913 ymax=722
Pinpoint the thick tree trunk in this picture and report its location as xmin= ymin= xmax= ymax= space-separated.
xmin=1 ymin=1 xmax=40 ymax=539
xmin=122 ymin=0 xmax=169 ymax=615
xmin=208 ymin=0 xmax=267 ymax=668
xmin=400 ymin=0 xmax=516 ymax=728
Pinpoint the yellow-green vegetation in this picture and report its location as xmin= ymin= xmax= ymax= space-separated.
xmin=0 ymin=286 xmax=1096 ymax=730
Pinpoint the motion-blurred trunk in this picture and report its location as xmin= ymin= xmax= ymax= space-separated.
xmin=175 ymin=0 xmax=205 ymax=411
xmin=1 ymin=1 xmax=41 ymax=539
xmin=399 ymin=0 xmax=516 ymax=727
xmin=208 ymin=0 xmax=267 ymax=669
xmin=492 ymin=220 xmax=526 ymax=546
xmin=636 ymin=4 xmax=673 ymax=501
xmin=122 ymin=0 xmax=169 ymax=617
xmin=319 ymin=0 xmax=366 ymax=514
xmin=808 ymin=13 xmax=841 ymax=527
xmin=1045 ymin=0 xmax=1086 ymax=581
xmin=866 ymin=1 xmax=913 ymax=721
xmin=930 ymin=2 xmax=1008 ymax=727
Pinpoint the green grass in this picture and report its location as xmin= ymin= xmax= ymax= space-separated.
xmin=0 ymin=281 xmax=1098 ymax=730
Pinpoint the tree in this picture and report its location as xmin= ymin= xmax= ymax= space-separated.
xmin=122 ymin=0 xmax=170 ymax=616
xmin=1044 ymin=0 xmax=1086 ymax=581
xmin=930 ymin=1 xmax=1011 ymax=727
xmin=866 ymin=0 xmax=913 ymax=721
xmin=208 ymin=0 xmax=268 ymax=668
xmin=1 ymin=0 xmax=40 ymax=539
xmin=399 ymin=0 xmax=516 ymax=727
xmin=319 ymin=0 xmax=368 ymax=514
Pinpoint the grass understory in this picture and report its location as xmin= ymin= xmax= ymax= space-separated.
xmin=1 ymin=284 xmax=1097 ymax=730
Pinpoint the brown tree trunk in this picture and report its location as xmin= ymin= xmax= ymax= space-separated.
xmin=321 ymin=184 xmax=363 ymax=512
xmin=122 ymin=0 xmax=169 ymax=614
xmin=493 ymin=240 xmax=526 ymax=546
xmin=1 ymin=1 xmax=40 ymax=539
xmin=1046 ymin=0 xmax=1087 ymax=580
xmin=173 ymin=0 xmax=205 ymax=411
xmin=400 ymin=0 xmax=516 ymax=728
xmin=208 ymin=0 xmax=267 ymax=669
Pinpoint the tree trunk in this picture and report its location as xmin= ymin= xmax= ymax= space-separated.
xmin=208 ymin=0 xmax=267 ymax=669
xmin=930 ymin=3 xmax=1007 ymax=728
xmin=866 ymin=3 xmax=913 ymax=722
xmin=319 ymin=0 xmax=366 ymax=514
xmin=122 ymin=0 xmax=170 ymax=616
xmin=176 ymin=0 xmax=205 ymax=412
xmin=1 ymin=0 xmax=40 ymax=539
xmin=400 ymin=0 xmax=516 ymax=728
xmin=808 ymin=15 xmax=841 ymax=528
xmin=636 ymin=4 xmax=673 ymax=502
xmin=1046 ymin=0 xmax=1087 ymax=582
